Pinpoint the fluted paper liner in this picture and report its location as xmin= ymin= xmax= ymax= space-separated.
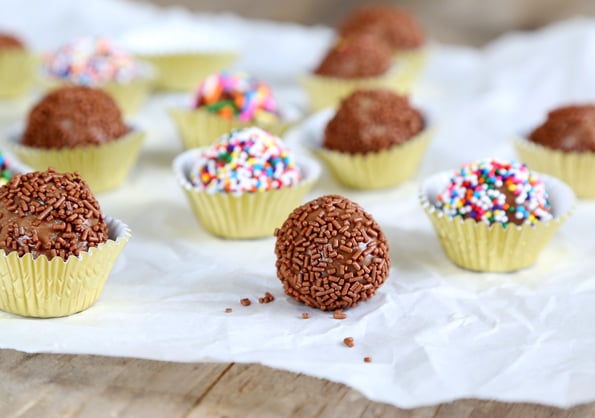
xmin=300 ymin=66 xmax=415 ymax=112
xmin=138 ymin=52 xmax=237 ymax=91
xmin=42 ymin=77 xmax=152 ymax=117
xmin=420 ymin=171 xmax=575 ymax=272
xmin=0 ymin=217 xmax=130 ymax=318
xmin=514 ymin=137 xmax=595 ymax=199
xmin=392 ymin=46 xmax=428 ymax=89
xmin=7 ymin=130 xmax=145 ymax=193
xmin=173 ymin=149 xmax=321 ymax=239
xmin=0 ymin=49 xmax=36 ymax=98
xmin=169 ymin=107 xmax=292 ymax=149
xmin=303 ymin=109 xmax=432 ymax=189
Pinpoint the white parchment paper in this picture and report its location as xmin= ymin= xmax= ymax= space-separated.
xmin=2 ymin=0 xmax=595 ymax=409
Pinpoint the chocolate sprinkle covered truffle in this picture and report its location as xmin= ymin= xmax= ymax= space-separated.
xmin=0 ymin=168 xmax=109 ymax=260
xmin=339 ymin=5 xmax=425 ymax=51
xmin=0 ymin=33 xmax=24 ymax=50
xmin=324 ymin=89 xmax=424 ymax=153
xmin=529 ymin=104 xmax=595 ymax=152
xmin=314 ymin=34 xmax=392 ymax=79
xmin=22 ymin=86 xmax=128 ymax=149
xmin=274 ymin=194 xmax=391 ymax=311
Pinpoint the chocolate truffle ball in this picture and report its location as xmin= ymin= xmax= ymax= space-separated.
xmin=436 ymin=159 xmax=553 ymax=228
xmin=0 ymin=168 xmax=109 ymax=260
xmin=339 ymin=5 xmax=425 ymax=51
xmin=529 ymin=104 xmax=595 ymax=152
xmin=274 ymin=194 xmax=391 ymax=311
xmin=22 ymin=86 xmax=128 ymax=149
xmin=0 ymin=33 xmax=24 ymax=50
xmin=314 ymin=34 xmax=392 ymax=79
xmin=324 ymin=89 xmax=424 ymax=154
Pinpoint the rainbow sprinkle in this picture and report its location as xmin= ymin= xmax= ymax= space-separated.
xmin=190 ymin=127 xmax=300 ymax=194
xmin=437 ymin=158 xmax=553 ymax=228
xmin=194 ymin=71 xmax=279 ymax=123
xmin=43 ymin=37 xmax=144 ymax=86
xmin=0 ymin=152 xmax=12 ymax=186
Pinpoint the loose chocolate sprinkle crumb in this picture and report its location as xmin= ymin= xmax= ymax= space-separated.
xmin=258 ymin=291 xmax=275 ymax=304
xmin=275 ymin=195 xmax=390 ymax=312
xmin=301 ymin=313 xmax=310 ymax=319
xmin=240 ymin=298 xmax=252 ymax=306
xmin=364 ymin=357 xmax=372 ymax=363
xmin=225 ymin=308 xmax=233 ymax=313
xmin=0 ymin=168 xmax=108 ymax=260
xmin=343 ymin=337 xmax=355 ymax=348
xmin=333 ymin=310 xmax=347 ymax=320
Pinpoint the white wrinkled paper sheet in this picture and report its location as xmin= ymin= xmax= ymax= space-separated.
xmin=2 ymin=0 xmax=595 ymax=409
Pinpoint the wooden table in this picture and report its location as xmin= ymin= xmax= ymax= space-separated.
xmin=1 ymin=349 xmax=592 ymax=417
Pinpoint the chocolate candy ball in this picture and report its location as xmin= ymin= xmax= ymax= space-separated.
xmin=22 ymin=86 xmax=128 ymax=149
xmin=529 ymin=104 xmax=595 ymax=152
xmin=0 ymin=169 xmax=109 ymax=260
xmin=274 ymin=194 xmax=391 ymax=311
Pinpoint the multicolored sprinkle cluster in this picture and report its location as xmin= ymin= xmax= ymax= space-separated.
xmin=194 ymin=71 xmax=279 ymax=123
xmin=437 ymin=159 xmax=553 ymax=228
xmin=0 ymin=152 xmax=12 ymax=186
xmin=190 ymin=127 xmax=300 ymax=194
xmin=44 ymin=37 xmax=144 ymax=86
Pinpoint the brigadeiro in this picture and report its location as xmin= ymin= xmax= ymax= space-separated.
xmin=314 ymin=34 xmax=391 ymax=79
xmin=308 ymin=88 xmax=432 ymax=189
xmin=10 ymin=85 xmax=145 ymax=193
xmin=0 ymin=33 xmax=24 ymax=49
xmin=274 ymin=194 xmax=391 ymax=311
xmin=324 ymin=88 xmax=424 ymax=153
xmin=0 ymin=168 xmax=131 ymax=318
xmin=528 ymin=105 xmax=595 ymax=152
xmin=338 ymin=4 xmax=425 ymax=52
xmin=515 ymin=104 xmax=595 ymax=198
xmin=22 ymin=85 xmax=128 ymax=149
xmin=0 ymin=168 xmax=108 ymax=260
xmin=420 ymin=158 xmax=574 ymax=272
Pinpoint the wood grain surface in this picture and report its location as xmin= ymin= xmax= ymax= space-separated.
xmin=1 ymin=349 xmax=592 ymax=417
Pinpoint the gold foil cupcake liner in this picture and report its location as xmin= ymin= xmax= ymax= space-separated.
xmin=392 ymin=46 xmax=428 ymax=88
xmin=169 ymin=107 xmax=292 ymax=149
xmin=300 ymin=66 xmax=415 ymax=112
xmin=420 ymin=171 xmax=575 ymax=272
xmin=514 ymin=137 xmax=595 ymax=199
xmin=7 ymin=129 xmax=145 ymax=193
xmin=0 ymin=49 xmax=36 ymax=98
xmin=138 ymin=52 xmax=237 ymax=91
xmin=0 ymin=217 xmax=130 ymax=318
xmin=303 ymin=109 xmax=432 ymax=189
xmin=41 ymin=76 xmax=153 ymax=117
xmin=173 ymin=149 xmax=321 ymax=239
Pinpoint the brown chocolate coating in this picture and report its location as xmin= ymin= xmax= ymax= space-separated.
xmin=274 ymin=194 xmax=391 ymax=311
xmin=339 ymin=5 xmax=425 ymax=51
xmin=323 ymin=89 xmax=424 ymax=154
xmin=314 ymin=34 xmax=391 ymax=79
xmin=0 ymin=33 xmax=24 ymax=50
xmin=529 ymin=104 xmax=595 ymax=152
xmin=22 ymin=86 xmax=128 ymax=149
xmin=0 ymin=169 xmax=108 ymax=260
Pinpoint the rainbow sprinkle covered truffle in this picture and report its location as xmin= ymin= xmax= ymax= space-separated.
xmin=190 ymin=127 xmax=300 ymax=194
xmin=436 ymin=159 xmax=553 ymax=228
xmin=194 ymin=71 xmax=279 ymax=123
xmin=43 ymin=37 xmax=144 ymax=86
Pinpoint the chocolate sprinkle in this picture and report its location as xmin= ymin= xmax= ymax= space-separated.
xmin=274 ymin=195 xmax=391 ymax=311
xmin=0 ymin=168 xmax=108 ymax=260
